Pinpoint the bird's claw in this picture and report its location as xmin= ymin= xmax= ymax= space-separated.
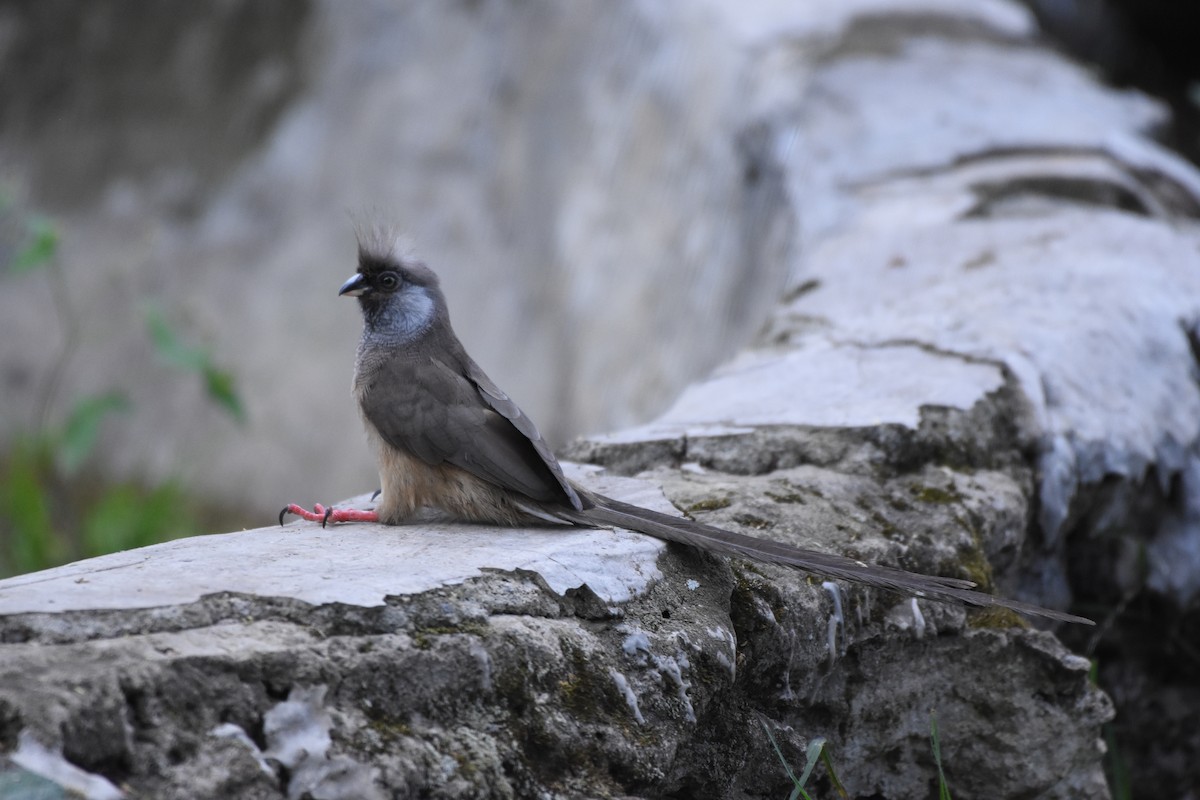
xmin=278 ymin=502 xmax=380 ymax=527
xmin=279 ymin=502 xmax=330 ymax=526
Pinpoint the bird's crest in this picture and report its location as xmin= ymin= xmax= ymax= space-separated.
xmin=350 ymin=215 xmax=416 ymax=269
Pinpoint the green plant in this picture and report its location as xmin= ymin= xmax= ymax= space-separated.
xmin=145 ymin=304 xmax=245 ymax=423
xmin=930 ymin=711 xmax=952 ymax=800
xmin=761 ymin=718 xmax=847 ymax=800
xmin=762 ymin=713 xmax=955 ymax=799
xmin=0 ymin=203 xmax=247 ymax=578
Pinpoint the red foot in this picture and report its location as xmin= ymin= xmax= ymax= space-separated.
xmin=279 ymin=503 xmax=379 ymax=528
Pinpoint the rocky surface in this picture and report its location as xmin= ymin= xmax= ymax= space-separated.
xmin=4 ymin=0 xmax=1200 ymax=797
xmin=0 ymin=450 xmax=1110 ymax=798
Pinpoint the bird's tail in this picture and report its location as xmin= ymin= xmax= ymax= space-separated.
xmin=566 ymin=493 xmax=1092 ymax=625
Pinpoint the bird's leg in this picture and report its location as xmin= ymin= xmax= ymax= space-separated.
xmin=279 ymin=503 xmax=379 ymax=528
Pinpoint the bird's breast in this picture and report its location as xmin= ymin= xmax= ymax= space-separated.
xmin=362 ymin=416 xmax=539 ymax=527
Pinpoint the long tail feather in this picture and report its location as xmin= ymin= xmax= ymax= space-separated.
xmin=573 ymin=494 xmax=1092 ymax=625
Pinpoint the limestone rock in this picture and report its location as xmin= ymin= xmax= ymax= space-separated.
xmin=6 ymin=0 xmax=1200 ymax=795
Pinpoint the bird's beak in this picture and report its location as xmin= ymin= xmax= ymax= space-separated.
xmin=338 ymin=273 xmax=368 ymax=297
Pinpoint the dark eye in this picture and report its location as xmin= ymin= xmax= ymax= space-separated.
xmin=377 ymin=271 xmax=400 ymax=291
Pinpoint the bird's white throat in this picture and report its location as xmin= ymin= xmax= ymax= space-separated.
xmin=373 ymin=285 xmax=436 ymax=342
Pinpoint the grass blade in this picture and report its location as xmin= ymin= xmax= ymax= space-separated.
xmin=931 ymin=712 xmax=952 ymax=800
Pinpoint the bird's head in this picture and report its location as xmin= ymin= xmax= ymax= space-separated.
xmin=340 ymin=235 xmax=445 ymax=341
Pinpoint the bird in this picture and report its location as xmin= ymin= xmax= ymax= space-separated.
xmin=281 ymin=228 xmax=1092 ymax=625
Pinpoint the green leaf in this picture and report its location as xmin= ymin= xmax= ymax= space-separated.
xmin=11 ymin=217 xmax=59 ymax=274
xmin=819 ymin=740 xmax=849 ymax=799
xmin=82 ymin=485 xmax=140 ymax=557
xmin=759 ymin=718 xmax=813 ymax=800
xmin=82 ymin=481 xmax=192 ymax=558
xmin=144 ymin=304 xmax=245 ymax=424
xmin=58 ymin=392 xmax=130 ymax=474
xmin=0 ymin=439 xmax=64 ymax=576
xmin=145 ymin=305 xmax=208 ymax=371
xmin=931 ymin=711 xmax=952 ymax=800
xmin=203 ymin=365 xmax=246 ymax=423
xmin=798 ymin=737 xmax=825 ymax=789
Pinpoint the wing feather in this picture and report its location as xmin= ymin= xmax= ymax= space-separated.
xmin=359 ymin=353 xmax=583 ymax=510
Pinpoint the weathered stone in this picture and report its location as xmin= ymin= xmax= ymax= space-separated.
xmin=0 ymin=527 xmax=1110 ymax=798
xmin=6 ymin=0 xmax=1200 ymax=796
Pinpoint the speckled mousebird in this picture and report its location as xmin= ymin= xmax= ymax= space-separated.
xmin=280 ymin=228 xmax=1091 ymax=625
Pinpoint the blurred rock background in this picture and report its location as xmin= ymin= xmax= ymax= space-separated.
xmin=3 ymin=2 xmax=1200 ymax=796
xmin=0 ymin=0 xmax=798 ymax=572
xmin=1 ymin=0 xmax=1198 ymax=577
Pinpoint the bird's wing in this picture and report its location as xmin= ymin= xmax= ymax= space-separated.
xmin=460 ymin=357 xmax=585 ymax=509
xmin=359 ymin=353 xmax=584 ymax=510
